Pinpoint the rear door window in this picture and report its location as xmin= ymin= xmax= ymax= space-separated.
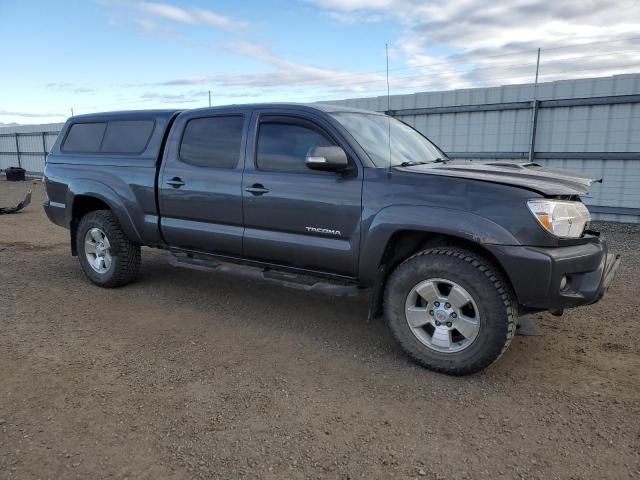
xmin=180 ymin=116 xmax=244 ymax=168
xmin=101 ymin=120 xmax=155 ymax=153
xmin=62 ymin=122 xmax=106 ymax=153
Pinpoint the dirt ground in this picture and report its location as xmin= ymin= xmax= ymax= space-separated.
xmin=0 ymin=178 xmax=638 ymax=480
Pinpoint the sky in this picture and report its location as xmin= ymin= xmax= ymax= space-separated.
xmin=1 ymin=0 xmax=639 ymax=124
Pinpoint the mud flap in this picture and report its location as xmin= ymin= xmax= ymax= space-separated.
xmin=516 ymin=315 xmax=544 ymax=336
xmin=367 ymin=264 xmax=387 ymax=323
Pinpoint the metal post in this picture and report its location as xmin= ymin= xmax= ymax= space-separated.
xmin=14 ymin=133 xmax=21 ymax=168
xmin=42 ymin=132 xmax=47 ymax=169
xmin=528 ymin=48 xmax=541 ymax=162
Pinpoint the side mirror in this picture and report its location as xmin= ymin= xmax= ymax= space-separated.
xmin=305 ymin=145 xmax=348 ymax=172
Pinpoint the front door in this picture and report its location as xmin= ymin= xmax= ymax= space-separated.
xmin=158 ymin=112 xmax=247 ymax=255
xmin=242 ymin=112 xmax=363 ymax=277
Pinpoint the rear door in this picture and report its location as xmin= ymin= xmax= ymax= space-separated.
xmin=241 ymin=110 xmax=363 ymax=277
xmin=158 ymin=111 xmax=247 ymax=255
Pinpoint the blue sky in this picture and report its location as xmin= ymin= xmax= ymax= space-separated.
xmin=1 ymin=0 xmax=639 ymax=124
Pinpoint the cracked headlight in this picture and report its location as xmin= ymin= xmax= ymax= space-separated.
xmin=527 ymin=199 xmax=591 ymax=238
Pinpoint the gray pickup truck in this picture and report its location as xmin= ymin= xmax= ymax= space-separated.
xmin=43 ymin=104 xmax=620 ymax=375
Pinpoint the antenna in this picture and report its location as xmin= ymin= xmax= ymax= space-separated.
xmin=386 ymin=43 xmax=391 ymax=112
xmin=386 ymin=43 xmax=392 ymax=175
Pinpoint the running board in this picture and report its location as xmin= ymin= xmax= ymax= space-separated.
xmin=168 ymin=253 xmax=362 ymax=297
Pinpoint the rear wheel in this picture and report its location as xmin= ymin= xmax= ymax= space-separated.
xmin=383 ymin=247 xmax=516 ymax=375
xmin=76 ymin=210 xmax=141 ymax=288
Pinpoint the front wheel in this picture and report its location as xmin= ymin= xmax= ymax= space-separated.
xmin=383 ymin=247 xmax=517 ymax=375
xmin=76 ymin=210 xmax=141 ymax=288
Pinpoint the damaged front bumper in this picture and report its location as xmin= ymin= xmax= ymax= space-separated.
xmin=594 ymin=252 xmax=621 ymax=302
xmin=487 ymin=238 xmax=621 ymax=311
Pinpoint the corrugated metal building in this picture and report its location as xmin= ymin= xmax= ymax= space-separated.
xmin=1 ymin=74 xmax=639 ymax=222
xmin=0 ymin=123 xmax=63 ymax=174
xmin=325 ymin=74 xmax=640 ymax=223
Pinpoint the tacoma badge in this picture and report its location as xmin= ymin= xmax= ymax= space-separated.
xmin=305 ymin=226 xmax=342 ymax=236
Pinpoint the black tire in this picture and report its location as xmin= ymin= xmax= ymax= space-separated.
xmin=76 ymin=210 xmax=141 ymax=288
xmin=383 ymin=247 xmax=516 ymax=375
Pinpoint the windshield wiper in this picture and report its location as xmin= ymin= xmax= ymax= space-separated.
xmin=399 ymin=158 xmax=448 ymax=167
xmin=399 ymin=160 xmax=430 ymax=167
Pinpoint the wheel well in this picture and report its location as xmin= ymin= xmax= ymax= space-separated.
xmin=70 ymin=196 xmax=111 ymax=256
xmin=380 ymin=230 xmax=507 ymax=276
xmin=369 ymin=230 xmax=514 ymax=319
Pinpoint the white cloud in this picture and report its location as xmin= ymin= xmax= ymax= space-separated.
xmin=140 ymin=91 xmax=207 ymax=104
xmin=99 ymin=0 xmax=640 ymax=106
xmin=138 ymin=2 xmax=248 ymax=31
xmin=153 ymin=41 xmax=388 ymax=95
xmin=136 ymin=18 xmax=157 ymax=33
xmin=309 ymin=0 xmax=640 ymax=90
xmin=45 ymin=83 xmax=95 ymax=94
xmin=0 ymin=110 xmax=64 ymax=118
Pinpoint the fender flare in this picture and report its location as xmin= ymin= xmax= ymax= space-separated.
xmin=65 ymin=179 xmax=144 ymax=244
xmin=359 ymin=204 xmax=521 ymax=285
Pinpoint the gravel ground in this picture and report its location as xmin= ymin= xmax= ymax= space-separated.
xmin=1 ymin=178 xmax=639 ymax=480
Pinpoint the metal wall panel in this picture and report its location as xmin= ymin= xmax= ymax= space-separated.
xmin=17 ymin=154 xmax=46 ymax=174
xmin=0 ymin=135 xmax=17 ymax=153
xmin=0 ymin=123 xmax=64 ymax=134
xmin=0 ymin=154 xmax=19 ymax=170
xmin=44 ymin=132 xmax=58 ymax=151
xmin=325 ymin=74 xmax=640 ymax=223
xmin=2 ymin=76 xmax=640 ymax=222
xmin=0 ymin=123 xmax=63 ymax=173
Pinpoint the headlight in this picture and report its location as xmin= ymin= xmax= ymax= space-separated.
xmin=527 ymin=199 xmax=591 ymax=238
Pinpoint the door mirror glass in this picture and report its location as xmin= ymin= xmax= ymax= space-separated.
xmin=305 ymin=145 xmax=348 ymax=172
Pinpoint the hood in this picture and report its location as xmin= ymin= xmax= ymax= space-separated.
xmin=398 ymin=161 xmax=601 ymax=196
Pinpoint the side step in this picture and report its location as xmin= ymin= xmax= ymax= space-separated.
xmin=168 ymin=253 xmax=362 ymax=297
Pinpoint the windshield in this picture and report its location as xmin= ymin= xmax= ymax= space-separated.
xmin=330 ymin=112 xmax=447 ymax=167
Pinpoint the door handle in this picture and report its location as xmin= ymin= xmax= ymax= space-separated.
xmin=245 ymin=184 xmax=269 ymax=195
xmin=167 ymin=177 xmax=185 ymax=188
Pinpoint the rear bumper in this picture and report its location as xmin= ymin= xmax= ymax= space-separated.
xmin=487 ymin=240 xmax=620 ymax=310
xmin=43 ymin=200 xmax=67 ymax=228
